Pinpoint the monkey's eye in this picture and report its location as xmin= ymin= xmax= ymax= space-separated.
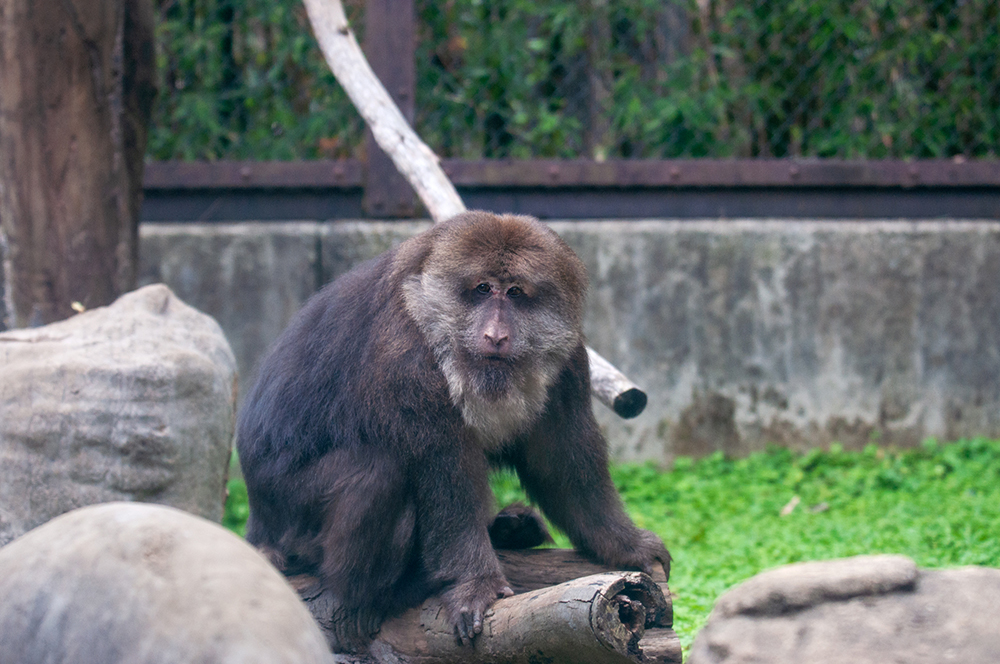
xmin=475 ymin=283 xmax=492 ymax=294
xmin=507 ymin=286 xmax=524 ymax=299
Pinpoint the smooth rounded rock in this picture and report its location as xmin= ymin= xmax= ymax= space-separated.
xmin=689 ymin=555 xmax=1000 ymax=664
xmin=0 ymin=502 xmax=334 ymax=664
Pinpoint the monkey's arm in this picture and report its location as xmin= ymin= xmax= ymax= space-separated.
xmin=514 ymin=348 xmax=671 ymax=579
xmin=412 ymin=432 xmax=514 ymax=645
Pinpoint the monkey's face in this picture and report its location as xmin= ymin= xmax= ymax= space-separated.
xmin=456 ymin=274 xmax=561 ymax=400
xmin=401 ymin=212 xmax=587 ymax=442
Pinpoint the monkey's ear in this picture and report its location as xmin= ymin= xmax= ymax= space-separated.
xmin=391 ymin=227 xmax=439 ymax=278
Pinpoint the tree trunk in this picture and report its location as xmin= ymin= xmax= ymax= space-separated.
xmin=290 ymin=549 xmax=681 ymax=664
xmin=0 ymin=0 xmax=155 ymax=328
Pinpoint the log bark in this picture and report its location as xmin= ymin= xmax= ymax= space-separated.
xmin=290 ymin=549 xmax=681 ymax=664
xmin=495 ymin=548 xmax=669 ymax=595
xmin=0 ymin=0 xmax=155 ymax=327
xmin=301 ymin=0 xmax=647 ymax=418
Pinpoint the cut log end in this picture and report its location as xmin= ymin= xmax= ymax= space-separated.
xmin=613 ymin=387 xmax=648 ymax=419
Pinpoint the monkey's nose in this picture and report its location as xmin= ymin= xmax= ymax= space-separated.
xmin=484 ymin=330 xmax=509 ymax=346
xmin=481 ymin=323 xmax=511 ymax=356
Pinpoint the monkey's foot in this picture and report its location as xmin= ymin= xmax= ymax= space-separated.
xmin=489 ymin=502 xmax=552 ymax=550
xmin=293 ymin=579 xmax=382 ymax=654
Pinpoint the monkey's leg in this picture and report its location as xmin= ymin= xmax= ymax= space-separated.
xmin=313 ymin=456 xmax=417 ymax=653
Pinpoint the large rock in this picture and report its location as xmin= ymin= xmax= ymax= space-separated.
xmin=688 ymin=555 xmax=1000 ymax=664
xmin=0 ymin=284 xmax=237 ymax=546
xmin=0 ymin=502 xmax=334 ymax=664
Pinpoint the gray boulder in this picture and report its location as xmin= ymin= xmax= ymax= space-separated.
xmin=0 ymin=284 xmax=237 ymax=546
xmin=0 ymin=502 xmax=334 ymax=664
xmin=689 ymin=554 xmax=1000 ymax=664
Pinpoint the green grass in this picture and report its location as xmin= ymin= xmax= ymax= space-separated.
xmin=224 ymin=438 xmax=1000 ymax=655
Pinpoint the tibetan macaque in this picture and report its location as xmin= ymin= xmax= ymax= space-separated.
xmin=237 ymin=211 xmax=670 ymax=652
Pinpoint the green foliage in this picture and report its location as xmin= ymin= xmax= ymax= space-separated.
xmin=416 ymin=0 xmax=1000 ymax=158
xmin=223 ymin=438 xmax=1000 ymax=654
xmin=149 ymin=0 xmax=364 ymax=160
xmin=222 ymin=477 xmax=249 ymax=536
xmin=613 ymin=438 xmax=1000 ymax=652
xmin=151 ymin=0 xmax=1000 ymax=160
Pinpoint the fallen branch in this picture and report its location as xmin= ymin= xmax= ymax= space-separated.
xmin=587 ymin=347 xmax=649 ymax=419
xmin=290 ymin=549 xmax=680 ymax=664
xmin=300 ymin=0 xmax=648 ymax=418
xmin=301 ymin=0 xmax=464 ymax=223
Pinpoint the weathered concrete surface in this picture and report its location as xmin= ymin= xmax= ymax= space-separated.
xmin=139 ymin=223 xmax=319 ymax=396
xmin=139 ymin=219 xmax=1000 ymax=463
xmin=0 ymin=502 xmax=334 ymax=664
xmin=0 ymin=284 xmax=237 ymax=545
xmin=687 ymin=555 xmax=1000 ymax=664
xmin=0 ymin=228 xmax=9 ymax=331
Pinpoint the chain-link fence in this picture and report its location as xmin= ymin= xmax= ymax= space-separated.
xmin=151 ymin=0 xmax=1000 ymax=162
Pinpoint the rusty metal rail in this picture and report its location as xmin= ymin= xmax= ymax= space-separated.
xmin=141 ymin=159 xmax=1000 ymax=222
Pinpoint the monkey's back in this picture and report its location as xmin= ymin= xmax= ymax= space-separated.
xmin=235 ymin=247 xmax=456 ymax=558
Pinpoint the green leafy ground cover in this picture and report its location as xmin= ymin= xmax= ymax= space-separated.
xmin=224 ymin=438 xmax=1000 ymax=654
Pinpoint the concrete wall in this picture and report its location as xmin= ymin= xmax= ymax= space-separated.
xmin=139 ymin=220 xmax=1000 ymax=464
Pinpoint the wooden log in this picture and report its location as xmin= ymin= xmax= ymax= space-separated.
xmin=300 ymin=0 xmax=648 ymax=418
xmin=587 ymin=347 xmax=648 ymax=419
xmin=290 ymin=550 xmax=680 ymax=664
xmin=496 ymin=548 xmax=668 ymax=595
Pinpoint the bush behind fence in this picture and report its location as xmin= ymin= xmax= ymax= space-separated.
xmin=150 ymin=0 xmax=1000 ymax=161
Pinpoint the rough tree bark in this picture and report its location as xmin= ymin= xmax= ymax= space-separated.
xmin=0 ymin=0 xmax=155 ymax=328
xmin=300 ymin=0 xmax=648 ymax=418
xmin=291 ymin=549 xmax=681 ymax=664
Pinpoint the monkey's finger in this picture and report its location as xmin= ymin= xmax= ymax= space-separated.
xmin=472 ymin=608 xmax=484 ymax=635
xmin=498 ymin=585 xmax=514 ymax=598
xmin=464 ymin=610 xmax=478 ymax=640
xmin=455 ymin=610 xmax=473 ymax=646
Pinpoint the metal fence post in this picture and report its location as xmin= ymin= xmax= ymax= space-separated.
xmin=362 ymin=0 xmax=418 ymax=218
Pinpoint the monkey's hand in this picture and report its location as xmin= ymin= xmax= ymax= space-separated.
xmin=441 ymin=574 xmax=514 ymax=646
xmin=630 ymin=529 xmax=672 ymax=581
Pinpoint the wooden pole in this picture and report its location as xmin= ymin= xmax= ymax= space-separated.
xmin=301 ymin=0 xmax=464 ymax=222
xmin=361 ymin=0 xmax=418 ymax=217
